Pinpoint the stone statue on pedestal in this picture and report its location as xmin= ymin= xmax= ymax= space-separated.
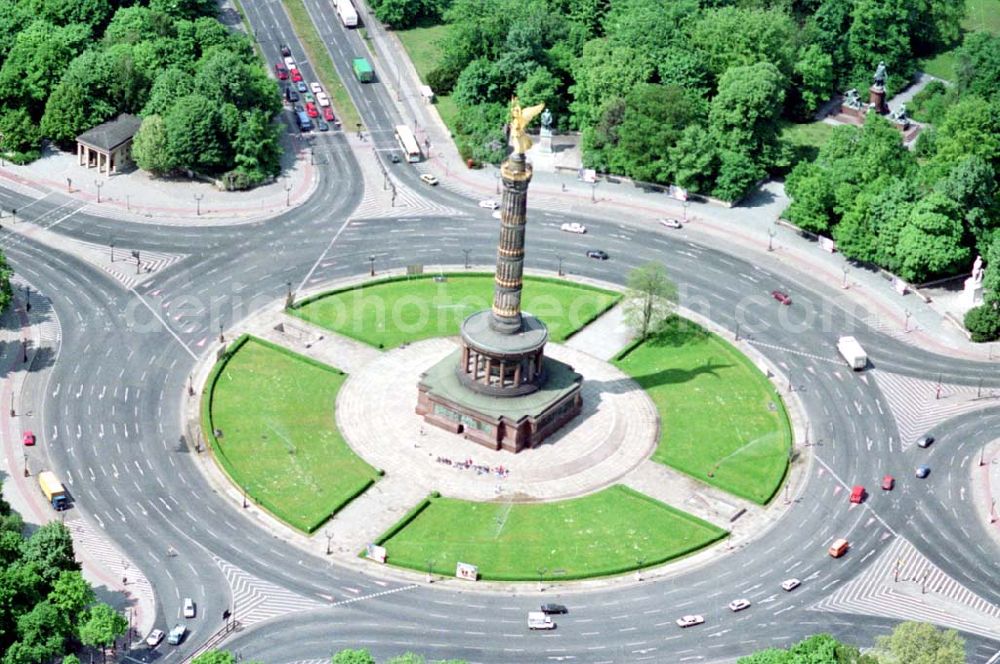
xmin=873 ymin=61 xmax=887 ymax=89
xmin=963 ymin=254 xmax=985 ymax=308
xmin=509 ymin=96 xmax=545 ymax=155
xmin=844 ymin=89 xmax=863 ymax=110
xmin=972 ymin=254 xmax=984 ymax=284
xmin=538 ymin=108 xmax=554 ymax=153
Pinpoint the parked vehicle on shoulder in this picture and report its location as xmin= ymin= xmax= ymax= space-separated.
xmin=586 ymin=249 xmax=609 ymax=260
xmin=274 ymin=63 xmax=288 ymax=80
xmin=540 ymin=603 xmax=567 ymax=614
xmin=310 ymin=82 xmax=322 ymax=94
xmin=676 ymin=615 xmax=705 ymax=628
xmin=659 ymin=217 xmax=682 ymax=229
xmin=22 ymin=430 xmax=35 ymax=446
xmin=560 ymin=222 xmax=587 ymax=234
xmin=728 ymin=598 xmax=751 ymax=612
xmin=145 ymin=628 xmax=165 ymax=648
xmin=771 ymin=289 xmax=792 ymax=305
xmin=917 ymin=435 xmax=934 ymax=448
xmin=419 ymin=173 xmax=439 ymax=185
xmin=881 ymin=474 xmax=894 ymax=490
xmin=916 ymin=465 xmax=930 ymax=479
xmin=781 ymin=578 xmax=801 ymax=591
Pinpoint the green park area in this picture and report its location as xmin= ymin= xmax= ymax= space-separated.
xmin=376 ymin=486 xmax=727 ymax=581
xmin=919 ymin=0 xmax=1000 ymax=80
xmin=289 ymin=274 xmax=620 ymax=349
xmin=615 ymin=317 xmax=791 ymax=505
xmin=395 ymin=23 xmax=461 ymax=132
xmin=203 ymin=337 xmax=378 ymax=533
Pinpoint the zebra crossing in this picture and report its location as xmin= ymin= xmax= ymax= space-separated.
xmin=351 ymin=179 xmax=464 ymax=219
xmin=872 ymin=371 xmax=998 ymax=450
xmin=811 ymin=536 xmax=1000 ymax=640
xmin=99 ymin=248 xmax=185 ymax=290
xmin=63 ymin=515 xmax=154 ymax=604
xmin=215 ymin=556 xmax=324 ymax=627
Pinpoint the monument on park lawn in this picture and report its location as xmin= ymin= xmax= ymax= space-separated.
xmin=963 ymin=254 xmax=985 ymax=307
xmin=416 ymin=98 xmax=583 ymax=453
xmin=539 ymin=108 xmax=554 ymax=154
xmin=869 ymin=61 xmax=889 ymax=114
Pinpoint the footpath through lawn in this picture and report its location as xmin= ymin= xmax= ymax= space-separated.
xmin=615 ymin=317 xmax=791 ymax=505
xmin=377 ymin=486 xmax=726 ymax=581
xmin=289 ymin=274 xmax=620 ymax=348
xmin=204 ymin=337 xmax=378 ymax=532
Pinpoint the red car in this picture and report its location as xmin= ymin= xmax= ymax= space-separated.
xmin=849 ymin=485 xmax=865 ymax=504
xmin=881 ymin=475 xmax=894 ymax=490
xmin=290 ymin=68 xmax=302 ymax=82
xmin=305 ymin=102 xmax=319 ymax=118
xmin=22 ymin=430 xmax=35 ymax=446
xmin=323 ymin=106 xmax=335 ymax=122
xmin=771 ymin=289 xmax=792 ymax=305
xmin=274 ymin=63 xmax=288 ymax=80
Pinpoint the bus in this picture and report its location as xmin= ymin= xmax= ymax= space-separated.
xmin=394 ymin=125 xmax=421 ymax=163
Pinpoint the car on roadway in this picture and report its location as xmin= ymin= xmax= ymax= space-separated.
xmin=323 ymin=106 xmax=336 ymax=123
xmin=659 ymin=217 xmax=682 ymax=229
xmin=303 ymin=92 xmax=315 ymax=104
xmin=280 ymin=44 xmax=292 ymax=57
xmin=492 ymin=210 xmax=501 ymax=219
xmin=274 ymin=62 xmax=288 ymax=80
xmin=296 ymin=80 xmax=308 ymax=93
xmin=317 ymin=119 xmax=329 ymax=132
xmin=305 ymin=102 xmax=319 ymax=118
xmin=316 ymin=91 xmax=330 ymax=107
xmin=167 ymin=623 xmax=186 ymax=645
xmin=916 ymin=435 xmax=934 ymax=448
xmin=771 ymin=289 xmax=792 ymax=305
xmin=145 ymin=628 xmax=165 ymax=648
xmin=781 ymin=578 xmax=801 ymax=591
xmin=478 ymin=199 xmax=499 ymax=209
xmin=587 ymin=249 xmax=609 ymax=260
xmin=283 ymin=56 xmax=296 ymax=70
xmin=676 ymin=615 xmax=705 ymax=628
xmin=22 ymin=430 xmax=35 ymax=446
xmin=183 ymin=597 xmax=195 ymax=618
xmin=540 ymin=603 xmax=568 ymax=614
xmin=420 ymin=173 xmax=439 ymax=186
xmin=527 ymin=611 xmax=555 ymax=630
xmin=881 ymin=474 xmax=894 ymax=490
xmin=849 ymin=485 xmax=865 ymax=504
xmin=290 ymin=68 xmax=302 ymax=82
xmin=916 ymin=465 xmax=930 ymax=479
xmin=727 ymin=598 xmax=751 ymax=612
xmin=293 ymin=104 xmax=304 ymax=113
xmin=310 ymin=82 xmax=322 ymax=94
xmin=560 ymin=222 xmax=587 ymax=234
xmin=286 ymin=88 xmax=299 ymax=102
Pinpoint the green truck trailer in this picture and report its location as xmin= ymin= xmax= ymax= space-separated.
xmin=352 ymin=57 xmax=373 ymax=83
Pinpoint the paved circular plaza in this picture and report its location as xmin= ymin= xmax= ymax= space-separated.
xmin=336 ymin=337 xmax=659 ymax=501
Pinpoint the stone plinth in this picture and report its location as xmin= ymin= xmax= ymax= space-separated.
xmin=963 ymin=278 xmax=984 ymax=308
xmin=869 ymin=85 xmax=888 ymax=114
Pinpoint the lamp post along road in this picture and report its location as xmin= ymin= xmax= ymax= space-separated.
xmin=94 ymin=180 xmax=103 ymax=204
xmin=194 ymin=194 xmax=204 ymax=216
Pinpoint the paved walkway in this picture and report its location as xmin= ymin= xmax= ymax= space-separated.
xmin=564 ymin=302 xmax=633 ymax=361
xmin=0 ymin=283 xmax=156 ymax=646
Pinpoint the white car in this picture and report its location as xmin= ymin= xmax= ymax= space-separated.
xmin=183 ymin=597 xmax=195 ymax=618
xmin=478 ymin=199 xmax=499 ymax=209
xmin=781 ymin=578 xmax=801 ymax=591
xmin=310 ymin=82 xmax=322 ymax=94
xmin=283 ymin=56 xmax=296 ymax=70
xmin=659 ymin=217 xmax=682 ymax=229
xmin=419 ymin=174 xmax=439 ymax=186
xmin=676 ymin=614 xmax=705 ymax=628
xmin=145 ymin=629 xmax=165 ymax=647
xmin=560 ymin=222 xmax=587 ymax=234
xmin=728 ymin=598 xmax=751 ymax=612
xmin=316 ymin=92 xmax=330 ymax=107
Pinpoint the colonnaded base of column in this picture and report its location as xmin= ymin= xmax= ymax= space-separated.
xmin=336 ymin=338 xmax=658 ymax=501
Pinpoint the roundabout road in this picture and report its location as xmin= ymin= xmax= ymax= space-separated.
xmin=0 ymin=11 xmax=998 ymax=662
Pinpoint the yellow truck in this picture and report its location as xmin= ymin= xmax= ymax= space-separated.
xmin=38 ymin=471 xmax=69 ymax=510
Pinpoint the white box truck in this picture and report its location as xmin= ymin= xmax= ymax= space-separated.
xmin=837 ymin=336 xmax=867 ymax=370
xmin=527 ymin=611 xmax=555 ymax=630
xmin=335 ymin=0 xmax=358 ymax=27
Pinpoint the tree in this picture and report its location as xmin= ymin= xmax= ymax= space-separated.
xmin=873 ymin=621 xmax=965 ymax=664
xmin=794 ymin=43 xmax=834 ymax=116
xmin=784 ymin=163 xmax=836 ymax=233
xmin=149 ymin=0 xmax=217 ymax=20
xmin=104 ymin=6 xmax=175 ymax=46
xmin=927 ymin=96 xmax=1000 ymax=174
xmin=846 ymin=0 xmax=914 ymax=91
xmin=982 ymin=237 xmax=1000 ymax=305
xmin=132 ymin=115 xmax=176 ymax=174
xmin=604 ymin=0 xmax=700 ymax=78
xmin=896 ymin=192 xmax=969 ymax=282
xmin=0 ymin=108 xmax=41 ymax=163
xmin=144 ymin=66 xmax=194 ymax=116
xmin=78 ymin=604 xmax=128 ymax=661
xmin=713 ymin=149 xmax=762 ymax=203
xmin=624 ymin=263 xmax=677 ymax=340
xmin=385 ymin=655 xmax=425 ymax=664
xmin=515 ymin=66 xmax=562 ymax=115
xmin=37 ymin=0 xmax=112 ymax=30
xmin=570 ymin=38 xmax=653 ymax=128
xmin=668 ymin=124 xmax=716 ymax=193
xmin=691 ymin=6 xmax=797 ymax=81
xmin=331 ymin=649 xmax=376 ymax=664
xmin=192 ymin=650 xmax=236 ymax=664
xmin=162 ymin=93 xmax=224 ymax=172
xmin=20 ymin=522 xmax=79 ymax=585
xmin=956 ymin=33 xmax=1000 ymax=100
xmin=454 ymin=102 xmax=508 ymax=165
xmin=933 ymin=155 xmax=998 ymax=250
xmin=452 ymin=58 xmax=504 ymax=108
xmin=709 ymin=62 xmax=787 ymax=170
xmin=0 ymin=20 xmax=90 ymax=112
xmin=9 ymin=600 xmax=69 ymax=664
xmin=231 ymin=110 xmax=281 ymax=184
xmin=964 ymin=304 xmax=1000 ymax=342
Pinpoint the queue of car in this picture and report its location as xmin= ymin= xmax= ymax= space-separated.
xmin=276 ymin=46 xmax=338 ymax=132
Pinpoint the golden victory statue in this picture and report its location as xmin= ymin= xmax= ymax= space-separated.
xmin=509 ymin=96 xmax=545 ymax=154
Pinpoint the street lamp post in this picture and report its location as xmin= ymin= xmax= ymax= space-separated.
xmin=557 ymin=255 xmax=564 ymax=277
xmin=426 ymin=559 xmax=434 ymax=583
xmin=110 ymin=242 xmax=115 ymax=262
xmin=841 ymin=265 xmax=849 ymax=289
xmin=368 ymin=255 xmax=375 ymax=277
xmin=495 ymin=171 xmax=500 ymax=195
xmin=591 ymin=181 xmax=597 ymax=203
xmin=66 ymin=177 xmax=72 ymax=193
xmin=356 ymin=123 xmax=362 ymax=139
xmin=325 ymin=531 xmax=333 ymax=555
xmin=991 ymin=499 xmax=997 ymax=523
xmin=94 ymin=180 xmax=103 ymax=203
xmin=23 ymin=452 xmax=29 ymax=477
xmin=935 ymin=374 xmax=942 ymax=400
xmin=767 ymin=226 xmax=776 ymax=252
xmin=242 ymin=487 xmax=247 ymax=509
xmin=194 ymin=194 xmax=204 ymax=216
xmin=735 ymin=322 xmax=740 ymax=341
xmin=462 ymin=249 xmax=470 ymax=270
xmin=219 ymin=322 xmax=225 ymax=344
xmin=683 ymin=201 xmax=689 ymax=221
xmin=904 ymin=309 xmax=911 ymax=332
xmin=921 ymin=568 xmax=930 ymax=594
xmin=24 ymin=285 xmax=30 ymax=312
xmin=285 ymin=180 xmax=293 ymax=207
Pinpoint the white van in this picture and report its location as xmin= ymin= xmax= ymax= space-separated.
xmin=167 ymin=624 xmax=186 ymax=645
xmin=527 ymin=611 xmax=555 ymax=630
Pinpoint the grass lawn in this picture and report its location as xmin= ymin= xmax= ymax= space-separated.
xmin=289 ymin=274 xmax=621 ymax=348
xmin=204 ymin=337 xmax=378 ymax=532
xmin=780 ymin=121 xmax=836 ymax=164
xmin=615 ymin=317 xmax=791 ymax=505
xmin=395 ymin=22 xmax=461 ymax=137
xmin=377 ymin=486 xmax=727 ymax=581
xmin=919 ymin=0 xmax=1000 ymax=80
xmin=282 ymin=0 xmax=362 ymax=130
